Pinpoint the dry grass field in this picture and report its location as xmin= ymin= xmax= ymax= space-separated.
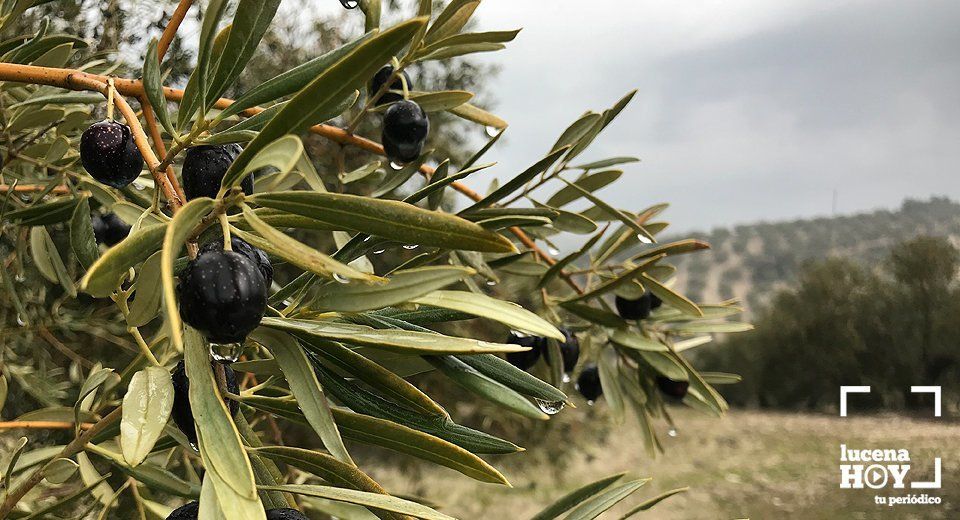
xmin=367 ymin=409 xmax=960 ymax=519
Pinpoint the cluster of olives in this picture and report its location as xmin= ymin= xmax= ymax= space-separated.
xmin=505 ymin=328 xmax=580 ymax=372
xmin=167 ymin=502 xmax=308 ymax=520
xmin=370 ymin=64 xmax=429 ymax=165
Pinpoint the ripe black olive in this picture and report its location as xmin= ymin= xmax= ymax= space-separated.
xmin=177 ymin=250 xmax=266 ymax=343
xmin=382 ymin=100 xmax=429 ymax=164
xmin=266 ymin=508 xmax=310 ymax=520
xmin=181 ymin=144 xmax=254 ymax=200
xmin=91 ymin=212 xmax=131 ymax=246
xmin=505 ymin=332 xmax=544 ymax=371
xmin=656 ymin=376 xmax=689 ymax=400
xmin=80 ymin=120 xmax=144 ymax=188
xmin=615 ymin=292 xmax=653 ymax=320
xmin=165 ymin=501 xmax=199 ymax=520
xmin=199 ymin=237 xmax=274 ymax=288
xmin=369 ymin=64 xmax=412 ymax=105
xmin=171 ymin=360 xmax=240 ymax=445
xmin=576 ymin=363 xmax=603 ymax=401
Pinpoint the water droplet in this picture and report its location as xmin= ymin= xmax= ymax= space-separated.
xmin=586 ymin=399 xmax=595 ymax=407
xmin=637 ymin=233 xmax=653 ymax=244
xmin=333 ymin=273 xmax=351 ymax=284
xmin=534 ymin=399 xmax=565 ymax=415
xmin=402 ymin=244 xmax=419 ymax=250
xmin=209 ymin=342 xmax=243 ymax=363
xmin=668 ymin=428 xmax=678 ymax=438
xmin=339 ymin=0 xmax=359 ymax=8
xmin=188 ymin=442 xmax=200 ymax=452
xmin=548 ymin=247 xmax=560 ymax=257
xmin=389 ymin=161 xmax=405 ymax=170
xmin=562 ymin=373 xmax=571 ymax=384
xmin=485 ymin=280 xmax=497 ymax=286
xmin=133 ymin=183 xmax=146 ymax=191
xmin=14 ymin=274 xmax=25 ymax=282
xmin=510 ymin=329 xmax=528 ymax=338
xmin=484 ymin=125 xmax=499 ymax=137
xmin=16 ymin=314 xmax=26 ymax=327
xmin=372 ymin=248 xmax=385 ymax=255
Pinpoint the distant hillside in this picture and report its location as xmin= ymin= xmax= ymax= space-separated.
xmin=665 ymin=197 xmax=960 ymax=314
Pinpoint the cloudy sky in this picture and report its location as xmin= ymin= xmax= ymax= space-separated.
xmin=450 ymin=0 xmax=960 ymax=233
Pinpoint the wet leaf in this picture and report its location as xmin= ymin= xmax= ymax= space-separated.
xmin=120 ymin=366 xmax=174 ymax=467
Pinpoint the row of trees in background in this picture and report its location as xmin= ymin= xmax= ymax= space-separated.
xmin=702 ymin=235 xmax=960 ymax=412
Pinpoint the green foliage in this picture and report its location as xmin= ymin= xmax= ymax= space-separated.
xmin=706 ymin=235 xmax=960 ymax=411
xmin=0 ymin=1 xmax=748 ymax=518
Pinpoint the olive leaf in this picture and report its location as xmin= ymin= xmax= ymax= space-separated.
xmin=529 ymin=473 xmax=628 ymax=520
xmin=249 ymin=191 xmax=516 ymax=253
xmin=42 ymin=458 xmax=78 ymax=484
xmin=252 ymin=328 xmax=354 ymax=466
xmin=120 ymin=366 xmax=174 ymax=467
xmin=161 ymin=198 xmax=215 ymax=352
xmin=126 ymin=251 xmax=163 ymax=327
xmin=235 ymin=205 xmax=378 ymax=283
xmin=263 ymin=317 xmax=527 ymax=355
xmin=410 ymin=290 xmax=563 ymax=340
xmin=69 ymin=196 xmax=99 ymax=269
xmin=176 ymin=0 xmax=228 ymax=130
xmin=259 ymin=484 xmax=455 ymax=520
xmin=184 ymin=327 xmax=264 ymax=515
xmin=205 ymin=0 xmax=282 ymax=109
xmin=80 ymin=223 xmax=166 ymax=298
xmin=310 ymin=266 xmax=473 ymax=312
xmin=142 ymin=38 xmax=174 ymax=137
xmin=220 ymin=134 xmax=302 ymax=196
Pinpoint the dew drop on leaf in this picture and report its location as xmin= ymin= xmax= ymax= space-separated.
xmin=333 ymin=273 xmax=351 ymax=284
xmin=637 ymin=233 xmax=653 ymax=244
xmin=484 ymin=125 xmax=499 ymax=137
xmin=668 ymin=428 xmax=678 ymax=438
xmin=16 ymin=314 xmax=26 ymax=327
xmin=586 ymin=399 xmax=595 ymax=407
xmin=389 ymin=161 xmax=404 ymax=170
xmin=209 ymin=342 xmax=242 ymax=363
xmin=548 ymin=247 xmax=560 ymax=256
xmin=485 ymin=280 xmax=497 ymax=286
xmin=562 ymin=373 xmax=571 ymax=384
xmin=372 ymin=248 xmax=385 ymax=255
xmin=14 ymin=274 xmax=25 ymax=282
xmin=340 ymin=0 xmax=359 ymax=8
xmin=535 ymin=398 xmax=565 ymax=415
xmin=402 ymin=244 xmax=419 ymax=250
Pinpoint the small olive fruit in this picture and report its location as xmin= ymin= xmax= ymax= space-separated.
xmin=177 ymin=250 xmax=267 ymax=344
xmin=165 ymin=501 xmax=199 ymax=520
xmin=554 ymin=328 xmax=581 ymax=373
xmin=91 ymin=212 xmax=131 ymax=246
xmin=171 ymin=360 xmax=240 ymax=445
xmin=615 ymin=292 xmax=653 ymax=320
xmin=505 ymin=332 xmax=544 ymax=371
xmin=650 ymin=292 xmax=663 ymax=310
xmin=382 ymin=100 xmax=429 ymax=164
xmin=656 ymin=376 xmax=689 ymax=400
xmin=576 ymin=363 xmax=603 ymax=401
xmin=369 ymin=64 xmax=412 ymax=105
xmin=80 ymin=120 xmax=144 ymax=188
xmin=199 ymin=237 xmax=274 ymax=288
xmin=181 ymin=144 xmax=254 ymax=200
xmin=266 ymin=508 xmax=310 ymax=520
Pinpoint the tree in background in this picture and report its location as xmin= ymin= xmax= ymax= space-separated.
xmin=706 ymin=235 xmax=960 ymax=412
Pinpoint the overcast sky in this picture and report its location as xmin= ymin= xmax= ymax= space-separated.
xmin=449 ymin=0 xmax=960 ymax=233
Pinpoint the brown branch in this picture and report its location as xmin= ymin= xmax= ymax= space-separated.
xmin=0 ymin=421 xmax=94 ymax=430
xmin=0 ymin=184 xmax=70 ymax=194
xmin=158 ymin=0 xmax=195 ymax=61
xmin=0 ymin=406 xmax=122 ymax=518
xmin=141 ymin=97 xmax=186 ymax=205
xmin=0 ymin=63 xmax=582 ymax=292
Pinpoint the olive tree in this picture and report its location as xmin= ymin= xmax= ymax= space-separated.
xmin=0 ymin=0 xmax=748 ymax=518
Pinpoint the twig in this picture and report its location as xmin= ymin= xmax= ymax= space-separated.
xmin=0 ymin=421 xmax=94 ymax=430
xmin=158 ymin=0 xmax=195 ymax=61
xmin=0 ymin=184 xmax=70 ymax=194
